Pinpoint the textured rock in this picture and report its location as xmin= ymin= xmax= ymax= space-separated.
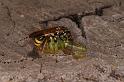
xmin=0 ymin=0 xmax=124 ymax=82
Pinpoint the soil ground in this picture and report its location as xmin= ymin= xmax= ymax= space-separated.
xmin=0 ymin=0 xmax=124 ymax=82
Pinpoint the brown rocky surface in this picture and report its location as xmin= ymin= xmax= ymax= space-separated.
xmin=0 ymin=0 xmax=124 ymax=82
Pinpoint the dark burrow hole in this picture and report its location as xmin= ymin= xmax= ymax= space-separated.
xmin=39 ymin=5 xmax=112 ymax=37
xmin=39 ymin=14 xmax=87 ymax=38
xmin=39 ymin=6 xmax=111 ymax=39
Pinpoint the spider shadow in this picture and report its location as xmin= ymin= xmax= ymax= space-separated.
xmin=27 ymin=47 xmax=42 ymax=60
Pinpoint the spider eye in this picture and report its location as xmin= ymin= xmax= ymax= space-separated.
xmin=36 ymin=35 xmax=45 ymax=41
xmin=34 ymin=35 xmax=45 ymax=44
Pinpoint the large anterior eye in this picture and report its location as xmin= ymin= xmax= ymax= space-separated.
xmin=38 ymin=35 xmax=45 ymax=41
xmin=34 ymin=35 xmax=45 ymax=44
